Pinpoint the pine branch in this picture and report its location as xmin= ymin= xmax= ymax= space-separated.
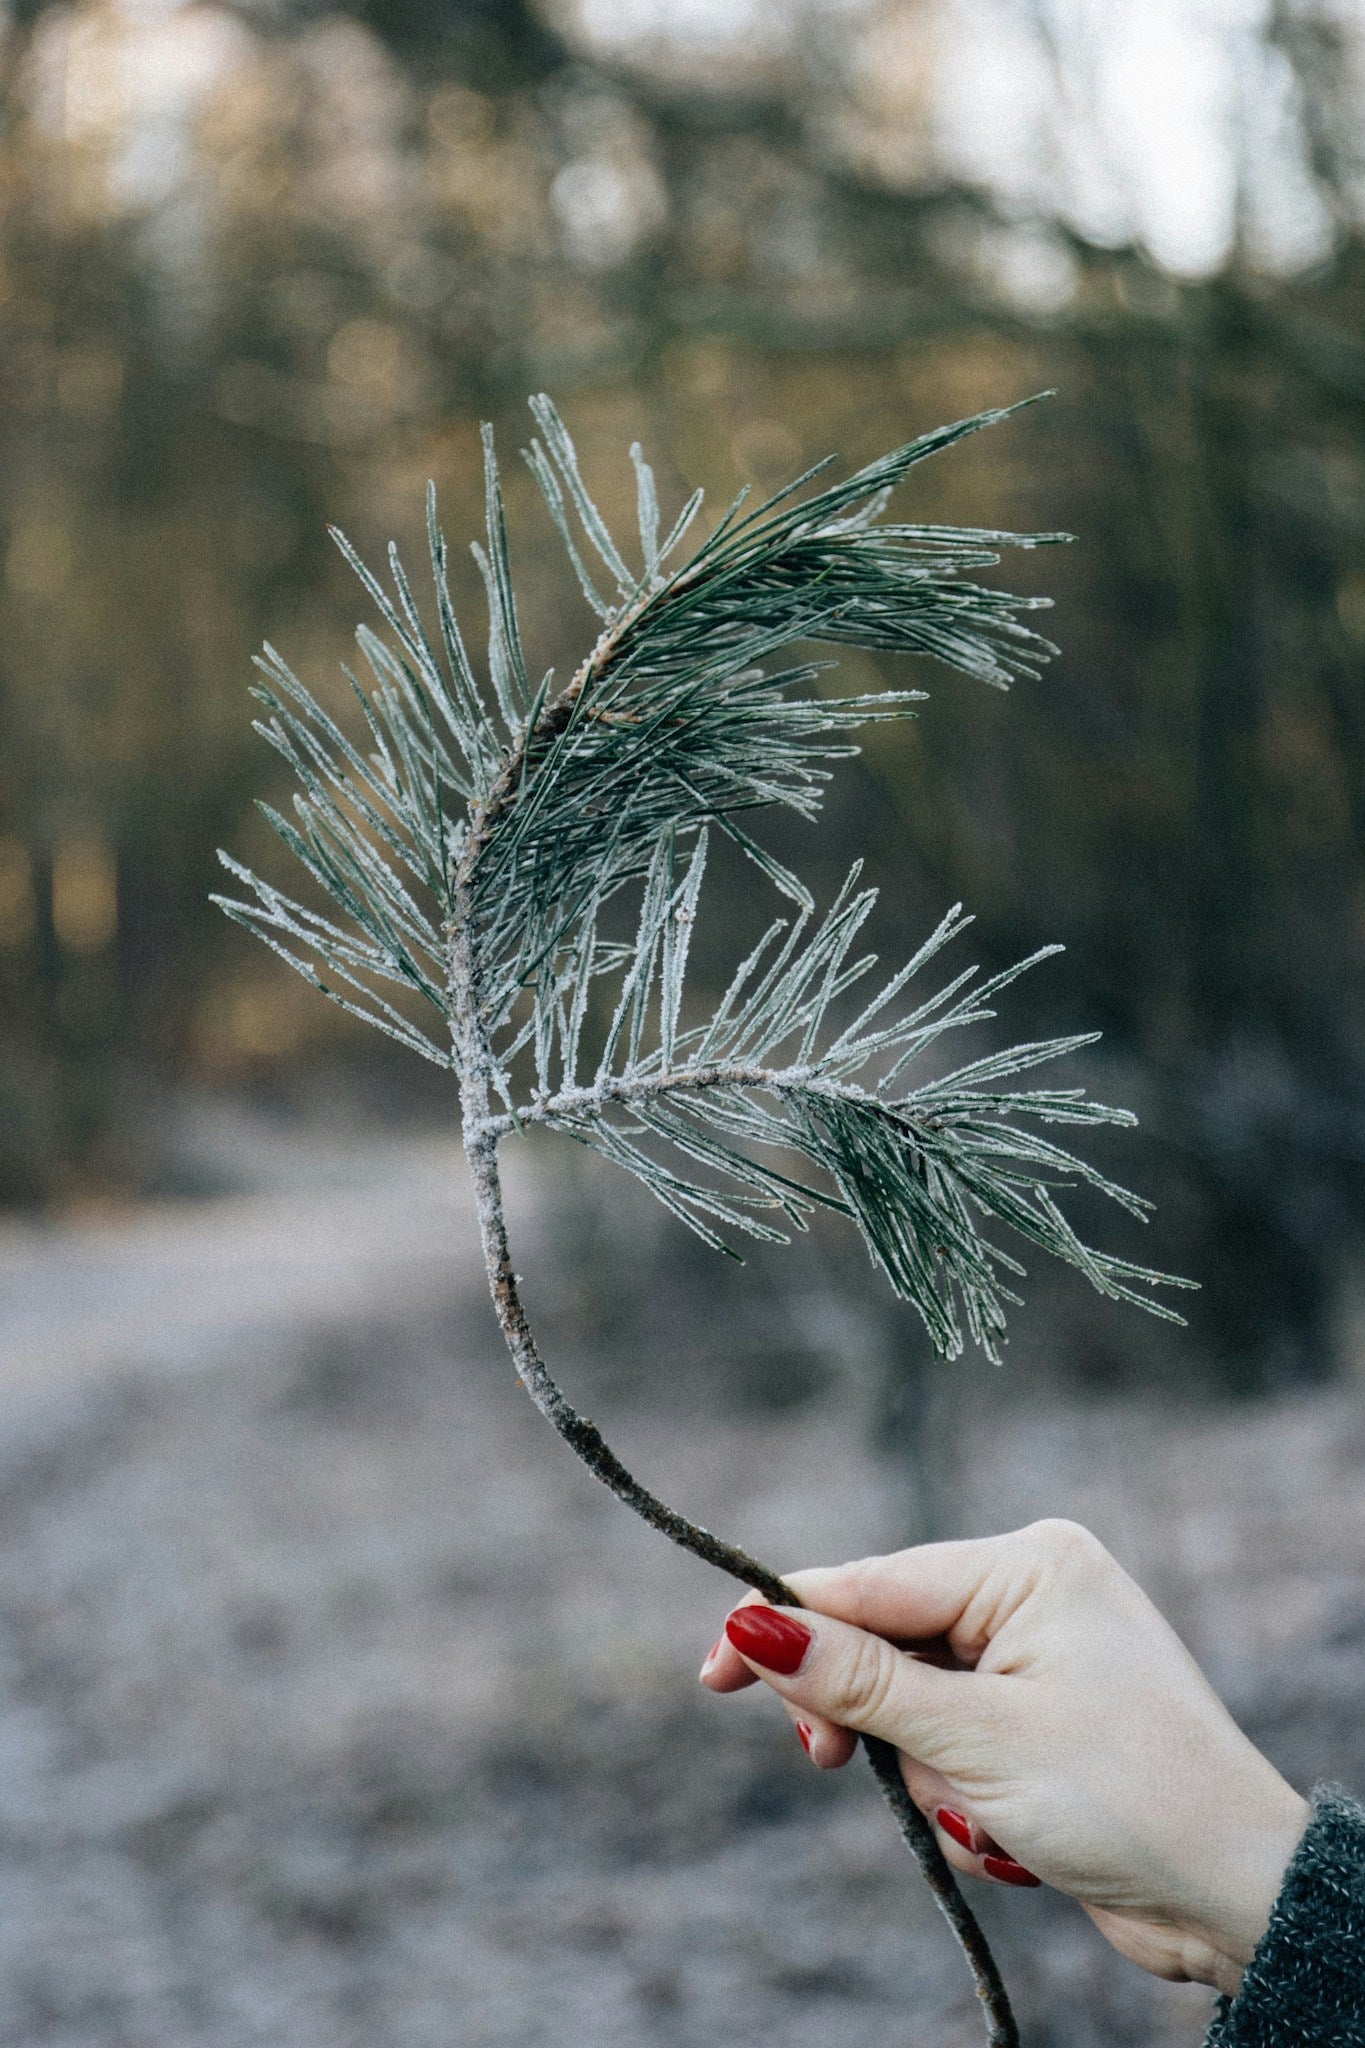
xmin=477 ymin=835 xmax=1190 ymax=1362
xmin=464 ymin=395 xmax=1068 ymax=1030
xmin=446 ymin=895 xmax=1021 ymax=2048
xmin=216 ymin=392 xmax=1195 ymax=2048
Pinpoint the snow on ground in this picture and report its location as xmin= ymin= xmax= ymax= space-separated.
xmin=0 ymin=1114 xmax=1360 ymax=2047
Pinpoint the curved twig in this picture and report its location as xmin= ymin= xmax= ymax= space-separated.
xmin=861 ymin=1736 xmax=1018 ymax=2044
xmin=447 ymin=903 xmax=1020 ymax=2048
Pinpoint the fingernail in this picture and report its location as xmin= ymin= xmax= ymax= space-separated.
xmin=724 ymin=1604 xmax=812 ymax=1675
xmin=982 ymin=1853 xmax=1041 ymax=1888
xmin=698 ymin=1638 xmax=723 ymax=1679
xmin=795 ymin=1720 xmax=813 ymax=1757
xmin=936 ymin=1807 xmax=974 ymax=1852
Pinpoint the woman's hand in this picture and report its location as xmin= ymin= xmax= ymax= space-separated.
xmin=700 ymin=1519 xmax=1308 ymax=1996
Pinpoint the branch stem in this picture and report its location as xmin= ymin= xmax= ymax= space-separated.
xmin=465 ymin=1058 xmax=949 ymax=1146
xmin=460 ymin=576 xmax=666 ymax=872
xmin=470 ymin=1060 xmax=886 ymax=1132
xmin=449 ymin=902 xmax=791 ymax=1601
xmin=446 ymin=901 xmax=1020 ymax=2048
xmin=861 ymin=1735 xmax=1021 ymax=2045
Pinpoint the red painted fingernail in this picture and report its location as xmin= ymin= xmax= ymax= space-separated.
xmin=982 ymin=1853 xmax=1041 ymax=1888
xmin=936 ymin=1807 xmax=974 ymax=1852
xmin=724 ymin=1604 xmax=812 ymax=1675
xmin=699 ymin=1638 xmax=723 ymax=1677
xmin=795 ymin=1720 xmax=813 ymax=1756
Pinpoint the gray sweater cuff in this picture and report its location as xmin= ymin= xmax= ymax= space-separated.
xmin=1205 ymin=1784 xmax=1365 ymax=2046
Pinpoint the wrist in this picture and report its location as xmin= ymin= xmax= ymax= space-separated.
xmin=1182 ymin=1781 xmax=1309 ymax=1994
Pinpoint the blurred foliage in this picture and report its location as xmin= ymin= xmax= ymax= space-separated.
xmin=2 ymin=0 xmax=1364 ymax=1386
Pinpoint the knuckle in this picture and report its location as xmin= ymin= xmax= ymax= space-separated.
xmin=1028 ymin=1517 xmax=1104 ymax=1568
xmin=789 ymin=1552 xmax=894 ymax=1629
xmin=831 ymin=1630 xmax=901 ymax=1728
xmin=835 ymin=1553 xmax=887 ymax=1616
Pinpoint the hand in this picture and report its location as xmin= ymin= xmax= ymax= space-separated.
xmin=700 ymin=1519 xmax=1308 ymax=1996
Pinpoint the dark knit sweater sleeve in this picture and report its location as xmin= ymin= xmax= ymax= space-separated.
xmin=1204 ymin=1785 xmax=1365 ymax=2047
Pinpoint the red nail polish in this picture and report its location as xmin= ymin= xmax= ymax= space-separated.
xmin=936 ymin=1807 xmax=974 ymax=1852
xmin=724 ymin=1604 xmax=812 ymax=1675
xmin=795 ymin=1720 xmax=813 ymax=1756
xmin=982 ymin=1853 xmax=1041 ymax=1888
xmin=699 ymin=1638 xmax=723 ymax=1672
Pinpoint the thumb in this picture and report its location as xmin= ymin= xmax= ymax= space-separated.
xmin=722 ymin=1601 xmax=975 ymax=1766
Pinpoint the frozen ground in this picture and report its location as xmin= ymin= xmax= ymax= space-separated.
xmin=0 ymin=1105 xmax=1361 ymax=2048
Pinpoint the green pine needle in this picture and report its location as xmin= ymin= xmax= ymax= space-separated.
xmin=215 ymin=393 xmax=1192 ymax=1363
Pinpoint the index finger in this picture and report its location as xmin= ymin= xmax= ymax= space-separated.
xmin=703 ymin=1533 xmax=1011 ymax=1695
xmin=779 ymin=1531 xmax=1034 ymax=1662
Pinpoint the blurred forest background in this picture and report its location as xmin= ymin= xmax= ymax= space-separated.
xmin=4 ymin=0 xmax=1365 ymax=1391
xmin=3 ymin=6 xmax=1365 ymax=2047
